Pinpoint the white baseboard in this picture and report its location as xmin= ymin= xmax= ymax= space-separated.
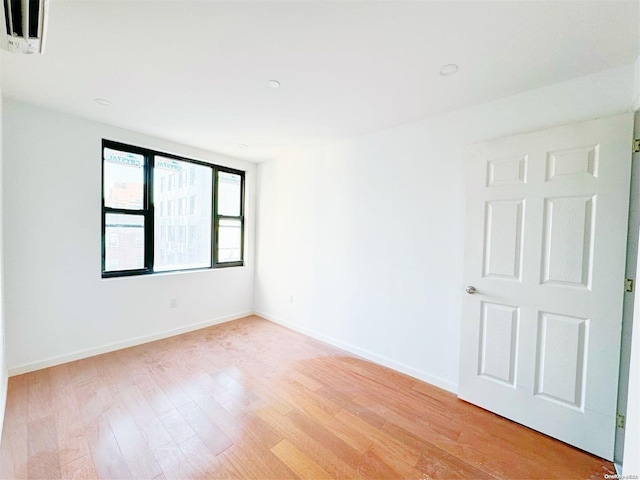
xmin=9 ymin=309 xmax=459 ymax=396
xmin=8 ymin=310 xmax=254 ymax=376
xmin=255 ymin=310 xmax=458 ymax=394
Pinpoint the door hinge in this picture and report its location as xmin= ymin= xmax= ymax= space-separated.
xmin=625 ymin=278 xmax=634 ymax=292
xmin=634 ymin=138 xmax=640 ymax=154
xmin=616 ymin=413 xmax=625 ymax=429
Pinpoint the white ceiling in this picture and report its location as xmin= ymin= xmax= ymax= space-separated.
xmin=1 ymin=1 xmax=638 ymax=162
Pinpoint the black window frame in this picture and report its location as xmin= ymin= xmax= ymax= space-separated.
xmin=101 ymin=139 xmax=245 ymax=278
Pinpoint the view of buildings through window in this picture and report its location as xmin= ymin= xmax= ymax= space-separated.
xmin=153 ymin=156 xmax=212 ymax=271
xmin=216 ymin=171 xmax=243 ymax=263
xmin=102 ymin=144 xmax=244 ymax=276
xmin=103 ymin=148 xmax=145 ymax=272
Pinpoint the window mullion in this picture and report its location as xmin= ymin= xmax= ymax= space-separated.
xmin=213 ymin=166 xmax=219 ymax=266
xmin=146 ymin=154 xmax=155 ymax=272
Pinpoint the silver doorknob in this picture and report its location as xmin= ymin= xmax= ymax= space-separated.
xmin=465 ymin=286 xmax=477 ymax=294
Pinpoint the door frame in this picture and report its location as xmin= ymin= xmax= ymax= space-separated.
xmin=615 ymin=110 xmax=640 ymax=465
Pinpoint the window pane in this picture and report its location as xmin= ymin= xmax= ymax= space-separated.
xmin=105 ymin=214 xmax=145 ymax=271
xmin=103 ymin=148 xmax=144 ymax=210
xmin=217 ymin=171 xmax=241 ymax=216
xmin=154 ymin=157 xmax=212 ymax=271
xmin=218 ymin=218 xmax=242 ymax=263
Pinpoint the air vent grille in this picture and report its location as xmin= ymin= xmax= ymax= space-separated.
xmin=2 ymin=0 xmax=48 ymax=54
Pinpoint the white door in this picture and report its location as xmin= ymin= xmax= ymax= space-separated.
xmin=458 ymin=113 xmax=633 ymax=460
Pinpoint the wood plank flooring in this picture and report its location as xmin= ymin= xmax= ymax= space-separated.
xmin=0 ymin=315 xmax=615 ymax=479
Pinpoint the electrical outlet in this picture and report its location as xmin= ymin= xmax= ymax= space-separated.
xmin=170 ymin=298 xmax=178 ymax=308
xmin=288 ymin=294 xmax=294 ymax=304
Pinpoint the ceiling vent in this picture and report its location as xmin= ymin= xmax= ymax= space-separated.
xmin=2 ymin=0 xmax=49 ymax=54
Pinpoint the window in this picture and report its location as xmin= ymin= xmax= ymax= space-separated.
xmin=102 ymin=140 xmax=245 ymax=277
xmin=216 ymin=171 xmax=243 ymax=263
xmin=107 ymin=233 xmax=119 ymax=247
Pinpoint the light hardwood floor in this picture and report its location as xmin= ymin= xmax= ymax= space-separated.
xmin=0 ymin=315 xmax=615 ymax=479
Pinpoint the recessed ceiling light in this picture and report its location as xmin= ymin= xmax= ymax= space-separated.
xmin=267 ymin=80 xmax=280 ymax=89
xmin=94 ymin=98 xmax=112 ymax=106
xmin=439 ymin=64 xmax=459 ymax=76
xmin=238 ymin=144 xmax=248 ymax=148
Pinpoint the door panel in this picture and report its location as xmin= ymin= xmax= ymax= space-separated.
xmin=535 ymin=311 xmax=588 ymax=409
xmin=483 ymin=200 xmax=525 ymax=280
xmin=459 ymin=113 xmax=633 ymax=460
xmin=478 ymin=301 xmax=519 ymax=386
xmin=541 ymin=195 xmax=594 ymax=288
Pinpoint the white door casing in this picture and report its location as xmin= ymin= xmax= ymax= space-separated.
xmin=458 ymin=113 xmax=633 ymax=460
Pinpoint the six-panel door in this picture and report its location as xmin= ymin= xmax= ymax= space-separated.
xmin=458 ymin=114 xmax=633 ymax=460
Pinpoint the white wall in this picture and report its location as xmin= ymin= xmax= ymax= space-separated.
xmin=633 ymin=56 xmax=640 ymax=111
xmin=3 ymin=99 xmax=256 ymax=373
xmin=622 ymin=111 xmax=640 ymax=476
xmin=255 ymin=64 xmax=637 ymax=393
xmin=623 ymin=273 xmax=639 ymax=475
xmin=0 ymin=59 xmax=7 ymax=440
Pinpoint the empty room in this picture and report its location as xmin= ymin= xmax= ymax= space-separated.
xmin=0 ymin=0 xmax=638 ymax=478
